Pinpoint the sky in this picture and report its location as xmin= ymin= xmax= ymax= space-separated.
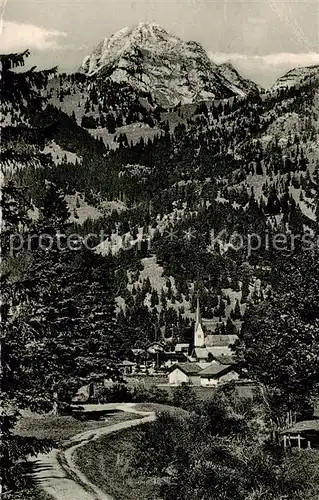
xmin=1 ymin=0 xmax=318 ymax=87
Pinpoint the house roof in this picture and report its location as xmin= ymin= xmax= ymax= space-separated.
xmin=197 ymin=362 xmax=213 ymax=370
xmin=165 ymin=351 xmax=187 ymax=359
xmin=146 ymin=342 xmax=165 ymax=352
xmin=281 ymin=420 xmax=319 ymax=434
xmin=169 ymin=362 xmax=202 ymax=376
xmin=199 ymin=364 xmax=233 ymax=377
xmin=131 ymin=348 xmax=145 ymax=355
xmin=214 ymin=354 xmax=236 ymax=365
xmin=118 ymin=360 xmax=135 ymax=367
xmin=205 ymin=334 xmax=238 ymax=347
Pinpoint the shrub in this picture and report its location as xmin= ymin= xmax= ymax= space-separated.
xmin=95 ymin=382 xmax=170 ymax=405
xmin=172 ymin=383 xmax=199 ymax=411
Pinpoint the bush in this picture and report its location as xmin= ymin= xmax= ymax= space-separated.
xmin=96 ymin=383 xmax=133 ymax=403
xmin=95 ymin=382 xmax=170 ymax=405
xmin=147 ymin=385 xmax=170 ymax=404
xmin=172 ymin=383 xmax=199 ymax=411
xmin=132 ymin=410 xmax=319 ymax=500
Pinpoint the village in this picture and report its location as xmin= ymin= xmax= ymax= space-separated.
xmin=74 ymin=298 xmax=319 ymax=454
xmin=74 ymin=298 xmax=242 ymax=402
xmin=117 ymin=298 xmax=241 ymax=387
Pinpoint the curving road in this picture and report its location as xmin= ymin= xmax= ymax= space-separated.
xmin=30 ymin=403 xmax=155 ymax=500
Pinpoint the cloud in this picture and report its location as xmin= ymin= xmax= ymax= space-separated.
xmin=209 ymin=51 xmax=319 ymax=87
xmin=0 ymin=21 xmax=67 ymax=53
xmin=209 ymin=52 xmax=319 ymax=67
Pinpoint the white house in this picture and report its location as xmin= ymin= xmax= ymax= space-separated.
xmin=168 ymin=363 xmax=202 ymax=386
xmin=199 ymin=364 xmax=239 ymax=386
xmin=174 ymin=343 xmax=190 ymax=354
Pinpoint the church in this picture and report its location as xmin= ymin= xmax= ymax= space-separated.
xmin=168 ymin=298 xmax=239 ymax=386
xmin=174 ymin=297 xmax=238 ymax=363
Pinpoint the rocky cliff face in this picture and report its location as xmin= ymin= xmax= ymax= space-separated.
xmin=80 ymin=23 xmax=258 ymax=106
xmin=218 ymin=62 xmax=261 ymax=96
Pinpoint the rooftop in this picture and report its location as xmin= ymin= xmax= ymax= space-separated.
xmin=214 ymin=354 xmax=236 ymax=365
xmin=205 ymin=334 xmax=238 ymax=347
xmin=281 ymin=420 xmax=319 ymax=434
xmin=199 ymin=364 xmax=233 ymax=377
xmin=175 ymin=343 xmax=190 ymax=352
xmin=169 ymin=362 xmax=202 ymax=375
xmin=117 ymin=360 xmax=135 ymax=366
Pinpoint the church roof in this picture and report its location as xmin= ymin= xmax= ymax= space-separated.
xmin=195 ymin=295 xmax=202 ymax=325
xmin=205 ymin=335 xmax=238 ymax=347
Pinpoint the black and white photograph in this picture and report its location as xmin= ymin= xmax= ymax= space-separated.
xmin=1 ymin=0 xmax=319 ymax=499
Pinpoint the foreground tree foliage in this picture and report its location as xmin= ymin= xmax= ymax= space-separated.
xmin=0 ymin=51 xmax=120 ymax=496
xmin=132 ymin=387 xmax=319 ymax=500
xmin=235 ymin=249 xmax=319 ymax=420
xmin=16 ymin=183 xmax=120 ymax=412
xmin=1 ymin=51 xmax=58 ymax=496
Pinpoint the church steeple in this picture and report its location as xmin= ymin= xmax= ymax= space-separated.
xmin=195 ymin=295 xmax=201 ymax=326
xmin=194 ymin=295 xmax=205 ymax=347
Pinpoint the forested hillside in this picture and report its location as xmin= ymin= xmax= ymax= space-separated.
xmin=3 ymin=57 xmax=318 ymax=348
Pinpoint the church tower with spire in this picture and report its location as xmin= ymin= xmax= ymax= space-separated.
xmin=194 ymin=296 xmax=205 ymax=347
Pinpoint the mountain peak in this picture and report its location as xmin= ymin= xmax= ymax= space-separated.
xmin=80 ymin=24 xmax=258 ymax=106
xmin=81 ymin=23 xmax=181 ymax=77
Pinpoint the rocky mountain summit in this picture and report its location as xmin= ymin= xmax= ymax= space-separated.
xmin=80 ymin=22 xmax=258 ymax=106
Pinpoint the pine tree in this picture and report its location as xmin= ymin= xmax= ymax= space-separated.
xmin=241 ymin=278 xmax=250 ymax=304
xmin=314 ymin=162 xmax=319 ymax=227
xmin=1 ymin=51 xmax=57 ymax=495
xmin=232 ymin=299 xmax=242 ymax=320
xmin=160 ymin=289 xmax=167 ymax=309
xmin=20 ymin=183 xmax=121 ymax=412
xmin=151 ymin=289 xmax=159 ymax=307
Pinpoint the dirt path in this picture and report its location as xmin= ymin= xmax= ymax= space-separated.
xmin=30 ymin=403 xmax=155 ymax=500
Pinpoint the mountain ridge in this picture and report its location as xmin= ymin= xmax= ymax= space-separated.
xmin=271 ymin=63 xmax=319 ymax=91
